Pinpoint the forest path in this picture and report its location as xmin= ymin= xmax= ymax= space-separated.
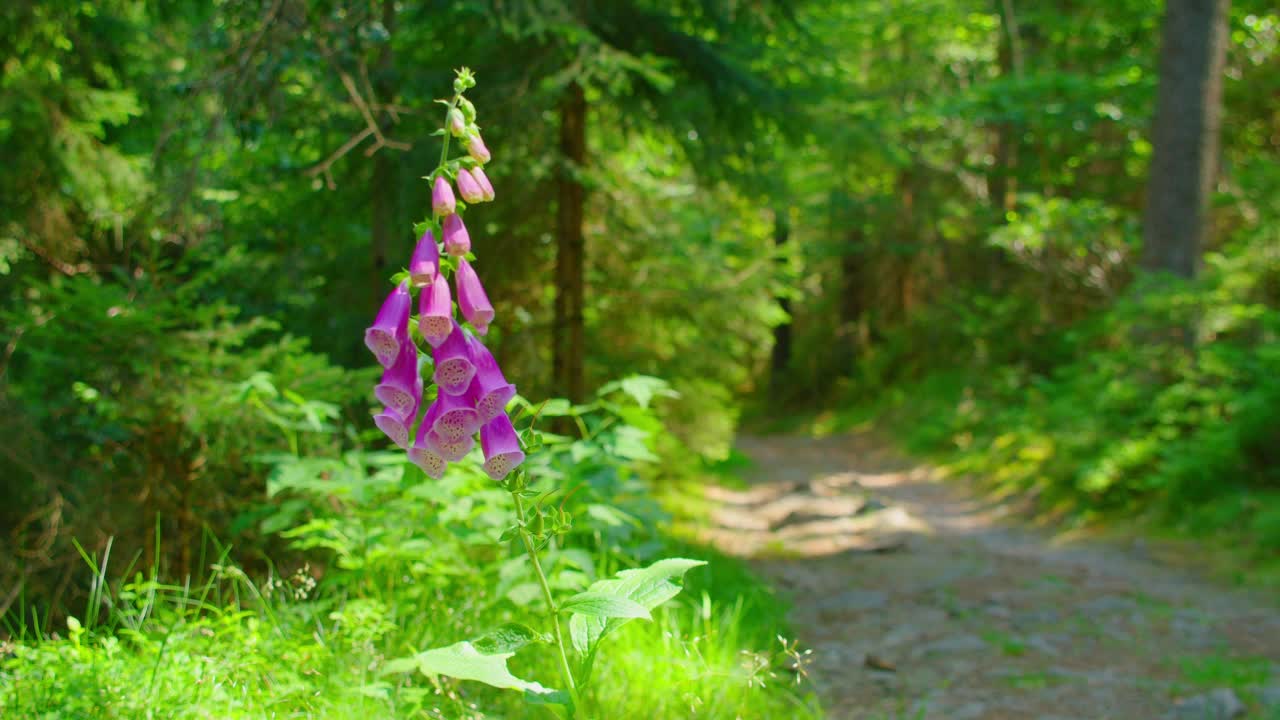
xmin=701 ymin=433 xmax=1280 ymax=719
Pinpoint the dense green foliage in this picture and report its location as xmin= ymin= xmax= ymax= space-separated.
xmin=2 ymin=384 xmax=817 ymax=717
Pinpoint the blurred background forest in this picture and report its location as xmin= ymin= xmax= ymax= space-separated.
xmin=1 ymin=0 xmax=1279 ymax=716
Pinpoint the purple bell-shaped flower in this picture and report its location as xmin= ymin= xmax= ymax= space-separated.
xmin=418 ymin=273 xmax=453 ymax=348
xmin=432 ymin=322 xmax=477 ymax=396
xmin=427 ymin=388 xmax=482 ymax=442
xmin=481 ymin=413 xmax=525 ymax=481
xmin=374 ymin=340 xmax=422 ymax=421
xmin=364 ymin=280 xmax=411 ymax=368
xmin=442 ymin=214 xmax=470 ymax=257
xmin=409 ymin=420 xmax=448 ymax=479
xmin=427 ymin=430 xmax=474 ymax=462
xmin=374 ymin=408 xmax=410 ymax=449
xmin=466 ymin=335 xmax=516 ymax=422
xmin=409 ymin=230 xmax=439 ymax=289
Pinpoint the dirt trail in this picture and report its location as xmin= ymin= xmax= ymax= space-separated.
xmin=702 ymin=433 xmax=1280 ymax=720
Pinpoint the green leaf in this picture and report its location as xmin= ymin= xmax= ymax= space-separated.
xmin=559 ymin=591 xmax=652 ymax=620
xmin=472 ymin=623 xmax=548 ymax=655
xmin=525 ymin=688 xmax=573 ymax=718
xmin=380 ymin=640 xmax=550 ymax=694
xmin=568 ymin=558 xmax=706 ymax=661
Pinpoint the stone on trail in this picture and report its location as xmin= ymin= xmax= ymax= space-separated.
xmin=1170 ymin=688 xmax=1246 ymax=720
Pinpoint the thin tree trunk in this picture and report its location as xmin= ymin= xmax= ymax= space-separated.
xmin=839 ymin=221 xmax=865 ymax=367
xmin=1140 ymin=0 xmax=1229 ymax=279
xmin=553 ymin=82 xmax=587 ymax=403
xmin=370 ymin=0 xmax=397 ymax=300
xmin=988 ymin=0 xmax=1023 ymax=214
xmin=769 ymin=207 xmax=792 ymax=388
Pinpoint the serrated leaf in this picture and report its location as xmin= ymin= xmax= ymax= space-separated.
xmin=380 ymin=640 xmax=549 ymax=694
xmin=560 ymin=591 xmax=652 ymax=620
xmin=568 ymin=558 xmax=706 ymax=663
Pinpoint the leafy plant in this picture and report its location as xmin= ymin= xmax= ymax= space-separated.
xmin=355 ymin=70 xmax=707 ymax=717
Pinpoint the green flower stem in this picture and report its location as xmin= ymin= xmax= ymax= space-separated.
xmin=512 ymin=491 xmax=583 ymax=715
xmin=438 ymin=95 xmax=459 ymax=170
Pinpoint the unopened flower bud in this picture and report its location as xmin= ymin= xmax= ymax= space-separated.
xmin=432 ymin=176 xmax=456 ymax=216
xmin=456 ymin=258 xmax=494 ymax=334
xmin=447 ymin=108 xmax=466 ymax=137
xmin=471 ymin=167 xmax=495 ymax=202
xmin=456 ymin=168 xmax=485 ymax=204
xmin=465 ymin=132 xmax=491 ymax=164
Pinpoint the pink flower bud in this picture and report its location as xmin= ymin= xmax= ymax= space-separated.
xmin=432 ymin=176 xmax=456 ymax=216
xmin=465 ymin=132 xmax=491 ymax=164
xmin=447 ymin=108 xmax=466 ymax=137
xmin=471 ymin=167 xmax=495 ymax=202
xmin=455 ymin=258 xmax=494 ymax=334
xmin=456 ymin=168 xmax=485 ymax=204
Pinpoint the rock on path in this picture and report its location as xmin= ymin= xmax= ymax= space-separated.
xmin=701 ymin=433 xmax=1280 ymax=720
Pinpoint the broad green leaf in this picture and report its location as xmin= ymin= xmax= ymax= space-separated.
xmin=559 ymin=591 xmax=652 ymax=620
xmin=380 ymin=640 xmax=549 ymax=694
xmin=525 ymin=688 xmax=573 ymax=719
xmin=568 ymin=558 xmax=706 ymax=661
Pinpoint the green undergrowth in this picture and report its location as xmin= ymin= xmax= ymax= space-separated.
xmin=1 ymin=379 xmax=819 ymax=718
xmin=1 ymin=539 xmax=814 ymax=719
xmin=801 ymin=359 xmax=1280 ymax=587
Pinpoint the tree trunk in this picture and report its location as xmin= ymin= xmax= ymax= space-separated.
xmin=988 ymin=0 xmax=1023 ymax=215
xmin=839 ymin=221 xmax=865 ymax=367
xmin=769 ymin=207 xmax=792 ymax=388
xmin=1140 ymin=0 xmax=1229 ymax=279
xmin=553 ymin=82 xmax=587 ymax=403
xmin=370 ymin=0 xmax=397 ymax=300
